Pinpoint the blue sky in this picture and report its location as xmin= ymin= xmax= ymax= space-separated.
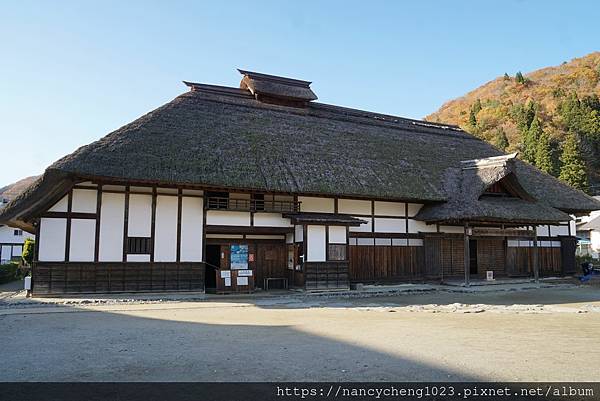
xmin=1 ymin=0 xmax=598 ymax=185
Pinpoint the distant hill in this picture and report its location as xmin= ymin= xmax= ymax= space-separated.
xmin=427 ymin=52 xmax=600 ymax=193
xmin=0 ymin=176 xmax=39 ymax=204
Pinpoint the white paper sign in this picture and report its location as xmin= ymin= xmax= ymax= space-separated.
xmin=238 ymin=270 xmax=253 ymax=277
xmin=220 ymin=270 xmax=231 ymax=278
xmin=236 ymin=276 xmax=249 ymax=286
xmin=224 ymin=277 xmax=231 ymax=287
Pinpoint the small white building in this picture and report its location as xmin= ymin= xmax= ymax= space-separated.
xmin=0 ymin=177 xmax=37 ymax=264
xmin=0 ymin=224 xmax=33 ymax=264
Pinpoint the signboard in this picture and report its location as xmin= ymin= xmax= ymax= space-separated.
xmin=238 ymin=270 xmax=253 ymax=277
xmin=486 ymin=271 xmax=494 ymax=281
xmin=220 ymin=271 xmax=231 ymax=278
xmin=237 ymin=276 xmax=249 ymax=286
xmin=230 ymin=244 xmax=249 ymax=270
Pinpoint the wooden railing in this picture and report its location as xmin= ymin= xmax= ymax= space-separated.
xmin=206 ymin=197 xmax=300 ymax=213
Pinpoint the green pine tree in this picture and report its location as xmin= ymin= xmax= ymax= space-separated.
xmin=535 ymin=130 xmax=553 ymax=174
xmin=559 ymin=133 xmax=589 ymax=191
xmin=523 ymin=116 xmax=542 ymax=164
xmin=503 ymin=72 xmax=510 ymax=80
xmin=494 ymin=127 xmax=509 ymax=151
xmin=469 ymin=109 xmax=477 ymax=127
xmin=515 ymin=71 xmax=526 ymax=84
xmin=472 ymin=99 xmax=482 ymax=114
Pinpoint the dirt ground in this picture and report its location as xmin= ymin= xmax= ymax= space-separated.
xmin=2 ymin=286 xmax=600 ymax=382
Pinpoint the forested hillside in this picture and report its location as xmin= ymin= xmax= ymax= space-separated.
xmin=426 ymin=52 xmax=600 ymax=194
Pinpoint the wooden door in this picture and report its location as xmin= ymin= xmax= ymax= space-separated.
xmin=254 ymin=243 xmax=287 ymax=289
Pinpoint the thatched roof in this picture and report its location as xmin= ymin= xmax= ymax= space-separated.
xmin=2 ymin=70 xmax=599 ymax=230
xmin=416 ymin=154 xmax=571 ymax=224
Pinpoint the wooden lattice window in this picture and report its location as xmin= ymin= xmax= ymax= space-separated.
xmin=328 ymin=244 xmax=347 ymax=261
xmin=127 ymin=237 xmax=152 ymax=254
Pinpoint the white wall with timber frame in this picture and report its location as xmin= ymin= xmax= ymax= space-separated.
xmin=36 ymin=183 xmax=205 ymax=264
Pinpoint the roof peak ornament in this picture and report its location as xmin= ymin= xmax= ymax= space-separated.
xmin=238 ymin=69 xmax=317 ymax=107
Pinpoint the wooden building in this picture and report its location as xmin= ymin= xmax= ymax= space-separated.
xmin=1 ymin=69 xmax=599 ymax=295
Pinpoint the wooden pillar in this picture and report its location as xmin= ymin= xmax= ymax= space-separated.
xmin=464 ymin=223 xmax=470 ymax=287
xmin=532 ymin=225 xmax=539 ymax=283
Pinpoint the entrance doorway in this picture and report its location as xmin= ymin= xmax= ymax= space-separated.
xmin=205 ymin=245 xmax=221 ymax=289
xmin=469 ymin=239 xmax=478 ymax=275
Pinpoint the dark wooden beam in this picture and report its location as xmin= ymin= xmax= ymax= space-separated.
xmin=64 ymin=190 xmax=73 ymax=262
xmin=532 ymin=225 xmax=539 ymax=283
xmin=122 ymin=186 xmax=130 ymax=262
xmin=205 ymin=225 xmax=293 ymax=235
xmin=42 ymin=211 xmax=97 ymax=219
xmin=94 ymin=185 xmax=102 ymax=262
xmin=463 ymin=223 xmax=470 ymax=287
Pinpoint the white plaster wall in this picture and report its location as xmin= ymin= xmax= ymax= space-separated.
xmin=206 ymin=211 xmax=250 ymax=226
xmin=180 ymin=196 xmax=203 ymax=262
xmin=306 ymin=225 xmax=326 ymax=262
xmin=406 ymin=203 xmax=423 ymax=217
xmin=299 ymin=197 xmax=334 ymax=213
xmin=392 ymin=238 xmax=408 ymax=246
xmin=38 ymin=218 xmax=66 ymax=261
xmin=71 ymin=189 xmax=97 ymax=213
xmin=99 ymin=193 xmax=125 ymax=262
xmin=328 ymin=226 xmax=346 ymax=244
xmin=549 ymin=225 xmax=570 ymax=236
xmin=349 ymin=217 xmax=372 ymax=232
xmin=182 ymin=189 xmax=204 ymax=196
xmin=286 ymin=233 xmax=294 ymax=244
xmin=569 ymin=220 xmax=576 ymax=236
xmin=0 ymin=225 xmax=33 ymax=243
xmin=439 ymin=225 xmax=464 ymax=234
xmin=357 ymin=238 xmax=375 ymax=246
xmin=375 ymin=238 xmax=391 ymax=246
xmin=591 ymin=231 xmax=600 ymax=252
xmin=536 ymin=225 xmax=551 ymax=237
xmin=127 ymin=254 xmax=151 ymax=262
xmin=295 ymin=225 xmax=304 ymax=242
xmin=408 ymin=219 xmax=437 ymax=233
xmin=48 ymin=195 xmax=68 ymax=212
xmin=154 ymin=195 xmax=178 ymax=262
xmin=374 ymin=218 xmax=406 ymax=233
xmin=374 ymin=201 xmax=404 ymax=216
xmin=128 ymin=194 xmax=152 ymax=237
xmin=338 ymin=199 xmax=371 ymax=215
xmin=408 ymin=239 xmax=424 ymax=246
xmin=253 ymin=213 xmax=292 ymax=227
xmin=69 ymin=219 xmax=96 ymax=261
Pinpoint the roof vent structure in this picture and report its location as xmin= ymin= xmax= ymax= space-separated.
xmin=238 ymin=69 xmax=317 ymax=107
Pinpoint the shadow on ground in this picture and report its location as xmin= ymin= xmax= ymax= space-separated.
xmin=0 ymin=303 xmax=478 ymax=382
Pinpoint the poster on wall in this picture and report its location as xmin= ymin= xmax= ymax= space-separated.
xmin=230 ymin=244 xmax=249 ymax=270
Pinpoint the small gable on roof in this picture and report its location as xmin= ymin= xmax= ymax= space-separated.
xmin=461 ymin=153 xmax=535 ymax=202
xmin=238 ymin=69 xmax=317 ymax=107
xmin=415 ymin=153 xmax=566 ymax=224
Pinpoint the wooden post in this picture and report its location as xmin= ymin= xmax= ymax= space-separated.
xmin=532 ymin=225 xmax=539 ymax=283
xmin=464 ymin=223 xmax=470 ymax=287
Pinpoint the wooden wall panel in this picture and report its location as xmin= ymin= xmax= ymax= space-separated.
xmin=349 ymin=245 xmax=424 ymax=282
xmin=32 ymin=262 xmax=205 ymax=295
xmin=476 ymin=239 xmax=505 ymax=276
xmin=304 ymin=261 xmax=349 ymax=290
